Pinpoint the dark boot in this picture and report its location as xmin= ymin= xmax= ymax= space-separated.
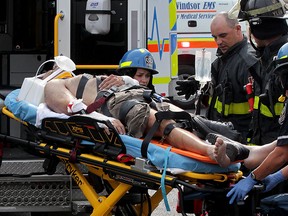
xmin=191 ymin=115 xmax=243 ymax=142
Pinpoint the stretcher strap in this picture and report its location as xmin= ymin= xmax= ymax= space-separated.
xmin=86 ymin=97 xmax=106 ymax=114
xmin=76 ymin=75 xmax=89 ymax=99
xmin=161 ymin=146 xmax=171 ymax=212
xmin=141 ymin=111 xmax=192 ymax=158
xmin=86 ymin=87 xmax=116 ymax=114
xmin=141 ymin=120 xmax=160 ymax=158
xmin=116 ymin=153 xmax=134 ymax=163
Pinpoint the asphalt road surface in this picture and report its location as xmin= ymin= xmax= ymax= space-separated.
xmin=151 ymin=189 xmax=196 ymax=216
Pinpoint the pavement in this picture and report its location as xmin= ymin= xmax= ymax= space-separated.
xmin=151 ymin=189 xmax=196 ymax=216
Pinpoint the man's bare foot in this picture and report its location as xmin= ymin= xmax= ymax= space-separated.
xmin=214 ymin=137 xmax=231 ymax=167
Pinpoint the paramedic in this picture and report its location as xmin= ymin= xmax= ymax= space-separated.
xmin=175 ymin=12 xmax=260 ymax=141
xmin=99 ymin=48 xmax=163 ymax=96
xmin=238 ymin=0 xmax=288 ymax=145
xmin=216 ymin=42 xmax=288 ymax=204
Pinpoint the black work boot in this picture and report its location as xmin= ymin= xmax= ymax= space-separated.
xmin=191 ymin=115 xmax=243 ymax=142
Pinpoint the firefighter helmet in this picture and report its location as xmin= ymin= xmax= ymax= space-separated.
xmin=274 ymin=43 xmax=288 ymax=75
xmin=238 ymin=0 xmax=288 ymax=40
xmin=117 ymin=48 xmax=159 ymax=75
xmin=273 ymin=42 xmax=288 ymax=101
xmin=239 ymin=0 xmax=287 ymax=20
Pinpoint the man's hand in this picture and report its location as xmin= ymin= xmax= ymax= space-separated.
xmin=226 ymin=173 xmax=257 ymax=204
xmin=175 ymin=76 xmax=200 ymax=100
xmin=99 ymin=74 xmax=125 ymax=90
xmin=262 ymin=170 xmax=286 ymax=193
xmin=108 ymin=117 xmax=126 ymax=135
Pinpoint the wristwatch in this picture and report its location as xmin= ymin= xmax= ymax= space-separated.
xmin=251 ymin=172 xmax=261 ymax=183
xmin=251 ymin=172 xmax=257 ymax=180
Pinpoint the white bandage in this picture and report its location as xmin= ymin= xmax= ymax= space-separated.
xmin=67 ymin=99 xmax=87 ymax=114
xmin=79 ymin=111 xmax=112 ymax=122
xmin=122 ymin=76 xmax=139 ymax=86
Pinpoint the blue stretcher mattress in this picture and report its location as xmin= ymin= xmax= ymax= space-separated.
xmin=4 ymin=89 xmax=240 ymax=174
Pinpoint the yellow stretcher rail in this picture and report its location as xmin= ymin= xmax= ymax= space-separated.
xmin=54 ymin=13 xmax=118 ymax=71
xmin=76 ymin=65 xmax=118 ymax=70
xmin=2 ymin=106 xmax=28 ymax=126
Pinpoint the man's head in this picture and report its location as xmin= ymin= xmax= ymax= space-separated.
xmin=210 ymin=12 xmax=243 ymax=54
xmin=239 ymin=0 xmax=288 ymax=46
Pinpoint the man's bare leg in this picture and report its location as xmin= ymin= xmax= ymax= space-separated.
xmin=145 ymin=109 xmax=214 ymax=155
xmin=243 ymin=141 xmax=277 ymax=169
xmin=45 ymin=78 xmax=76 ymax=113
xmin=45 ymin=76 xmax=126 ymax=134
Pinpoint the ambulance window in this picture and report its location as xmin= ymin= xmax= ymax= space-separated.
xmin=0 ymin=0 xmax=6 ymax=22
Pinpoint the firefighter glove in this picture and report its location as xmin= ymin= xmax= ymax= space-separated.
xmin=226 ymin=173 xmax=257 ymax=204
xmin=262 ymin=170 xmax=286 ymax=193
xmin=175 ymin=76 xmax=200 ymax=100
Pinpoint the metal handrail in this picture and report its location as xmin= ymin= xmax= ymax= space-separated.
xmin=54 ymin=13 xmax=118 ymax=71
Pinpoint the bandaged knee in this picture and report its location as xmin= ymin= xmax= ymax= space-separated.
xmin=68 ymin=99 xmax=114 ymax=123
xmin=163 ymin=123 xmax=176 ymax=136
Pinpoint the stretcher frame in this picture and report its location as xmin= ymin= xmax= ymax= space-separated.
xmin=1 ymin=106 xmax=243 ymax=215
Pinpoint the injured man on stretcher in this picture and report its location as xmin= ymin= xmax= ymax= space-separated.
xmin=43 ymin=72 xmax=275 ymax=168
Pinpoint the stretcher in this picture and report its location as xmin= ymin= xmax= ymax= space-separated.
xmin=1 ymin=89 xmax=245 ymax=216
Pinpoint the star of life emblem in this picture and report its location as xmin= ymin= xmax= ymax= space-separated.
xmin=145 ymin=55 xmax=154 ymax=69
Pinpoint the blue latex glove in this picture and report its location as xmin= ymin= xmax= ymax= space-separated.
xmin=262 ymin=170 xmax=286 ymax=193
xmin=226 ymin=173 xmax=257 ymax=204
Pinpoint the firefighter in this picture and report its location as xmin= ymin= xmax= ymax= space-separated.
xmin=226 ymin=42 xmax=288 ymax=205
xmin=116 ymin=48 xmax=158 ymax=92
xmin=238 ymin=0 xmax=288 ymax=145
xmin=176 ymin=12 xmax=260 ymax=142
xmin=98 ymin=48 xmax=159 ymax=93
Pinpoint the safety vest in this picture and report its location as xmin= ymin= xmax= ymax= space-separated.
xmin=253 ymin=96 xmax=284 ymax=117
xmin=212 ymin=96 xmax=251 ymax=116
